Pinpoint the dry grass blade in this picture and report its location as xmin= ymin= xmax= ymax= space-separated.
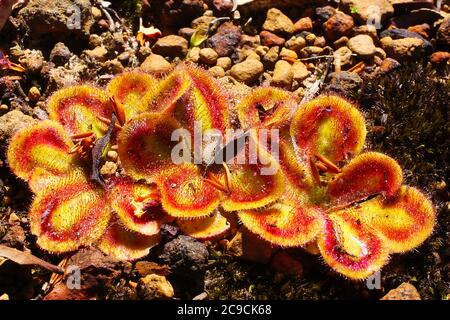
xmin=0 ymin=244 xmax=64 ymax=274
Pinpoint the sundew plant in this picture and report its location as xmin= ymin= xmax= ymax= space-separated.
xmin=7 ymin=63 xmax=435 ymax=279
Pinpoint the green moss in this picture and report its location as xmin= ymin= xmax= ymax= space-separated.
xmin=115 ymin=0 xmax=142 ymax=27
xmin=361 ymin=64 xmax=449 ymax=192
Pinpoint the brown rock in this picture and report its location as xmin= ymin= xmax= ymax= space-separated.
xmin=0 ymin=110 xmax=37 ymax=153
xmin=408 ymin=23 xmax=431 ymax=38
xmin=17 ymin=0 xmax=94 ymax=40
xmin=262 ymin=46 xmax=280 ymax=69
xmin=153 ymin=35 xmax=188 ymax=57
xmin=45 ymin=57 xmax=87 ymax=92
xmin=211 ymin=0 xmax=234 ymax=15
xmin=279 ymin=48 xmax=298 ymax=60
xmin=260 ymin=31 xmax=285 ymax=47
xmin=377 ymin=57 xmax=401 ymax=75
xmin=229 ymin=58 xmax=264 ymax=84
xmin=255 ymin=45 xmax=269 ymax=56
xmin=285 ymin=36 xmax=306 ymax=53
xmin=339 ymin=0 xmax=394 ymax=25
xmin=334 ymin=46 xmax=354 ymax=68
xmin=199 ymin=48 xmax=219 ymax=65
xmin=300 ymin=46 xmax=324 ymax=58
xmin=390 ymin=8 xmax=444 ymax=30
xmin=106 ymin=150 xmax=118 ymax=161
xmin=216 ymin=57 xmax=232 ymax=70
xmin=158 ymin=0 xmax=204 ymax=27
xmin=323 ymin=12 xmax=354 ymax=41
xmin=270 ymin=252 xmax=303 ymax=277
xmin=18 ymin=49 xmax=45 ymax=73
xmin=294 ymin=17 xmax=313 ymax=33
xmin=137 ymin=274 xmax=174 ymax=300
xmin=381 ymin=283 xmax=421 ymax=300
xmin=375 ymin=47 xmax=387 ymax=60
xmin=140 ymin=54 xmax=171 ymax=74
xmin=313 ymin=36 xmax=327 ymax=48
xmin=430 ymin=51 xmax=450 ymax=66
xmin=100 ymin=161 xmax=117 ymax=175
xmin=348 ymin=34 xmax=377 ymax=58
xmin=187 ymin=47 xmax=201 ymax=63
xmin=292 ymin=61 xmax=309 ymax=82
xmin=333 ymin=36 xmax=349 ymax=49
xmin=28 ymin=87 xmax=41 ymax=102
xmin=380 ymin=36 xmax=425 ymax=60
xmin=209 ymin=66 xmax=225 ymax=78
xmin=138 ymin=46 xmax=152 ymax=60
xmin=0 ymin=0 xmax=13 ymax=32
xmin=245 ymin=52 xmax=260 ymax=61
xmin=315 ymin=5 xmax=337 ymax=22
xmin=178 ymin=27 xmax=196 ymax=40
xmin=84 ymin=46 xmax=108 ymax=62
xmin=305 ymin=33 xmax=316 ymax=45
xmin=49 ymin=42 xmax=72 ymax=66
xmin=91 ymin=6 xmax=102 ymax=20
xmin=262 ymin=8 xmax=295 ymax=35
xmin=240 ymin=34 xmax=261 ymax=49
xmin=88 ymin=34 xmax=102 ymax=48
xmin=207 ymin=22 xmax=242 ymax=57
xmin=271 ymin=60 xmax=293 ymax=88
xmin=103 ymin=59 xmax=124 ymax=74
xmin=353 ymin=25 xmax=378 ymax=40
xmin=97 ymin=19 xmax=110 ymax=31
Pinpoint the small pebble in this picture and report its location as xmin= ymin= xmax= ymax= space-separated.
xmin=294 ymin=17 xmax=313 ymax=33
xmin=305 ymin=33 xmax=316 ymax=45
xmin=279 ymin=48 xmax=298 ymax=60
xmin=333 ymin=36 xmax=349 ymax=49
xmin=246 ymin=52 xmax=261 ymax=61
xmin=348 ymin=34 xmax=377 ymax=58
xmin=262 ymin=8 xmax=295 ymax=35
xmin=107 ymin=150 xmax=118 ymax=161
xmin=209 ymin=66 xmax=225 ymax=78
xmin=199 ymin=48 xmax=219 ymax=65
xmin=271 ymin=60 xmax=293 ymax=88
xmin=292 ymin=61 xmax=309 ymax=82
xmin=255 ymin=45 xmax=269 ymax=56
xmin=100 ymin=161 xmax=117 ymax=175
xmin=262 ymin=46 xmax=280 ymax=69
xmin=187 ymin=47 xmax=201 ymax=63
xmin=140 ymin=54 xmax=171 ymax=74
xmin=313 ymin=36 xmax=326 ymax=48
xmin=216 ymin=57 xmax=232 ymax=70
xmin=285 ymin=36 xmax=306 ymax=54
xmin=0 ymin=104 xmax=9 ymax=113
xmin=260 ymin=31 xmax=285 ymax=47
xmin=84 ymin=46 xmax=108 ymax=62
xmin=28 ymin=87 xmax=41 ymax=102
xmin=229 ymin=59 xmax=264 ymax=85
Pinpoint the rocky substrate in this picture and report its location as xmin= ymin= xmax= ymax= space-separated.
xmin=0 ymin=0 xmax=449 ymax=300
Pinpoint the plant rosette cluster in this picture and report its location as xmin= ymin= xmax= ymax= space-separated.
xmin=6 ymin=63 xmax=435 ymax=279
